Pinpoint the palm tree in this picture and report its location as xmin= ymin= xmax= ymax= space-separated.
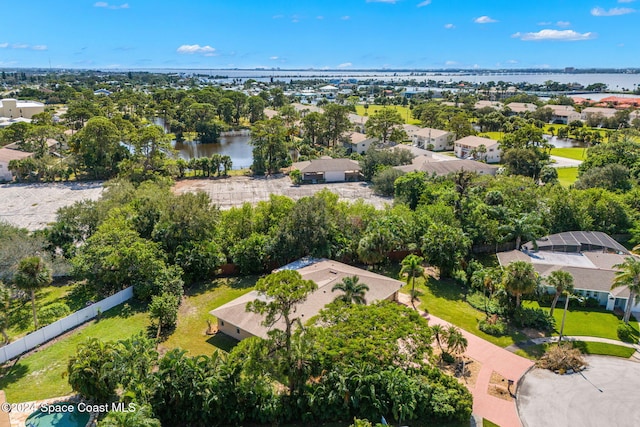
xmin=400 ymin=254 xmax=424 ymax=309
xmin=331 ymin=276 xmax=369 ymax=305
xmin=499 ymin=213 xmax=545 ymax=250
xmin=546 ymin=270 xmax=574 ymax=317
xmin=431 ymin=324 xmax=445 ymax=353
xmin=611 ymin=256 xmax=640 ymax=324
xmin=0 ymin=281 xmax=10 ymax=344
xmin=445 ymin=325 xmax=468 ymax=356
xmin=502 ymin=261 xmax=537 ymax=308
xmin=13 ymin=256 xmax=52 ymax=330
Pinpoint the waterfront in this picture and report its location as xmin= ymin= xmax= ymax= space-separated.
xmin=173 ymin=134 xmax=253 ymax=169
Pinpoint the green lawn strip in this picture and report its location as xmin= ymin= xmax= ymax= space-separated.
xmin=523 ymin=301 xmax=640 ymax=340
xmin=1 ymin=302 xmax=149 ymax=403
xmin=160 ymin=277 xmax=257 ymax=356
xmin=354 ymin=105 xmax=421 ymax=125
xmin=515 ymin=341 xmax=635 ymax=360
xmin=556 ymin=167 xmax=579 ymax=187
xmin=477 ymin=132 xmax=504 ymax=141
xmin=408 ymin=277 xmax=527 ymax=347
xmin=483 ymin=419 xmax=500 ymax=427
xmin=550 ymin=148 xmax=587 ymax=161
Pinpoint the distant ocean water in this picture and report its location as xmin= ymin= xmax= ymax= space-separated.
xmin=133 ymin=69 xmax=640 ymax=89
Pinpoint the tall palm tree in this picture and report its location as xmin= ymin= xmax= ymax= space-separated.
xmin=499 ymin=213 xmax=545 ymax=250
xmin=0 ymin=281 xmax=10 ymax=344
xmin=546 ymin=270 xmax=574 ymax=317
xmin=98 ymin=404 xmax=160 ymax=427
xmin=331 ymin=276 xmax=369 ymax=305
xmin=611 ymin=256 xmax=640 ymax=324
xmin=502 ymin=261 xmax=537 ymax=308
xmin=13 ymin=256 xmax=52 ymax=330
xmin=445 ymin=325 xmax=468 ymax=356
xmin=400 ymin=254 xmax=424 ymax=309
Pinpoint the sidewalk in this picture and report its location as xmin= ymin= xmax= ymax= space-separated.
xmin=397 ymin=294 xmax=533 ymax=427
xmin=0 ymin=391 xmax=10 ymax=427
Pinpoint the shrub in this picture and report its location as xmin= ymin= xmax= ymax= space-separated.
xmin=39 ymin=302 xmax=71 ymax=326
xmin=584 ymin=297 xmax=601 ymax=308
xmin=536 ymin=343 xmax=587 ymax=374
xmin=617 ymin=324 xmax=639 ymax=343
xmin=513 ymin=307 xmax=555 ymax=330
xmin=479 ymin=318 xmax=508 ymax=336
xmin=467 ymin=291 xmax=504 ymax=315
xmin=290 ymin=169 xmax=302 ymax=185
xmin=441 ymin=351 xmax=456 ymax=363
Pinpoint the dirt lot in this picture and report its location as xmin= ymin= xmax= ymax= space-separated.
xmin=0 ymin=182 xmax=104 ymax=230
xmin=173 ymin=175 xmax=392 ymax=209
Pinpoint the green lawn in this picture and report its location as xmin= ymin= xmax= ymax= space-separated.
xmin=7 ymin=281 xmax=97 ymax=341
xmin=556 ymin=167 xmax=579 ymax=187
xmin=515 ymin=341 xmax=636 ymax=360
xmin=483 ymin=419 xmax=500 ymax=427
xmin=550 ymin=147 xmax=587 ymax=161
xmin=477 ymin=132 xmax=504 ymax=141
xmin=354 ymin=105 xmax=421 ymax=125
xmin=0 ymin=302 xmax=150 ymax=402
xmin=160 ymin=277 xmax=257 ymax=355
xmin=407 ymin=277 xmax=527 ymax=347
xmin=524 ymin=301 xmax=640 ymax=341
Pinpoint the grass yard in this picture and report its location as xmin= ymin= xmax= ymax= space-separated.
xmin=483 ymin=419 xmax=500 ymax=427
xmin=515 ymin=341 xmax=636 ymax=360
xmin=556 ymin=167 xmax=579 ymax=187
xmin=160 ymin=276 xmax=257 ymax=355
xmin=477 ymin=132 xmax=504 ymax=141
xmin=355 ymin=105 xmax=421 ymax=125
xmin=524 ymin=301 xmax=640 ymax=341
xmin=406 ymin=277 xmax=527 ymax=347
xmin=550 ymin=147 xmax=587 ymax=161
xmin=7 ymin=281 xmax=97 ymax=341
xmin=0 ymin=302 xmax=150 ymax=402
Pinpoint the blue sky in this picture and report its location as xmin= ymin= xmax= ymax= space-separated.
xmin=1 ymin=0 xmax=638 ymax=69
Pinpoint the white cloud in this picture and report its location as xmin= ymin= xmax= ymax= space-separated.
xmin=341 ymin=15 xmax=351 ymax=20
xmin=591 ymin=7 xmax=635 ymax=16
xmin=94 ymin=2 xmax=129 ymax=9
xmin=506 ymin=59 xmax=519 ymax=64
xmin=556 ymin=21 xmax=571 ymax=27
xmin=176 ymin=44 xmax=216 ymax=55
xmin=512 ymin=29 xmax=596 ymax=41
xmin=317 ymin=15 xmax=324 ymax=20
xmin=474 ymin=16 xmax=497 ymax=24
xmin=31 ymin=45 xmax=48 ymax=51
xmin=338 ymin=62 xmax=352 ymax=68
xmin=417 ymin=0 xmax=432 ymax=7
xmin=0 ymin=42 xmax=8 ymax=48
xmin=12 ymin=43 xmax=29 ymax=49
xmin=270 ymin=56 xmax=279 ymax=60
xmin=445 ymin=60 xmax=458 ymax=66
xmin=444 ymin=23 xmax=455 ymax=29
xmin=272 ymin=14 xmax=284 ymax=19
xmin=537 ymin=21 xmax=552 ymax=26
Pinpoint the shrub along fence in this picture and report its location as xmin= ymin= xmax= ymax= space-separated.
xmin=0 ymin=287 xmax=133 ymax=364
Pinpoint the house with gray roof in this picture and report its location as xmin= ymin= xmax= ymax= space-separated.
xmin=497 ymin=231 xmax=638 ymax=313
xmin=210 ymin=259 xmax=404 ymax=341
xmin=291 ymin=157 xmax=361 ymax=183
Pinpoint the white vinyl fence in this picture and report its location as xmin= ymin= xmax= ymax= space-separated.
xmin=0 ymin=287 xmax=134 ymax=364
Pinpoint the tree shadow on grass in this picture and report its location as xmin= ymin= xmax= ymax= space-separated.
xmin=0 ymin=360 xmax=29 ymax=390
xmin=185 ymin=275 xmax=258 ymax=298
xmin=426 ymin=277 xmax=467 ymax=301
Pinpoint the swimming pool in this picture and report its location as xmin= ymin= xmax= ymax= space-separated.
xmin=25 ymin=402 xmax=90 ymax=427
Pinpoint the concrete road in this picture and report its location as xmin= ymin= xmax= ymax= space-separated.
xmin=174 ymin=176 xmax=393 ymax=209
xmin=0 ymin=182 xmax=104 ymax=230
xmin=550 ymin=155 xmax=583 ymax=168
xmin=517 ymin=356 xmax=640 ymax=427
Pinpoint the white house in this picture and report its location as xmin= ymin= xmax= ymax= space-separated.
xmin=412 ymin=127 xmax=455 ymax=151
xmin=497 ymin=231 xmax=639 ymax=313
xmin=343 ymin=132 xmax=377 ymax=155
xmin=0 ymin=99 xmax=44 ymax=119
xmin=581 ymin=107 xmax=618 ymax=121
xmin=505 ymin=102 xmax=538 ymax=114
xmin=454 ymin=136 xmax=501 ymax=163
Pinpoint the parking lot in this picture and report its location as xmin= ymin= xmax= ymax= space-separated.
xmin=173 ymin=175 xmax=392 ymax=209
xmin=0 ymin=182 xmax=104 ymax=230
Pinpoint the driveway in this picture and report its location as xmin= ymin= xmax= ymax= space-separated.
xmin=550 ymin=155 xmax=582 ymax=168
xmin=173 ymin=176 xmax=392 ymax=209
xmin=518 ymin=356 xmax=640 ymax=427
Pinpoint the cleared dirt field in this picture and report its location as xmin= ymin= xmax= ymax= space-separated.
xmin=0 ymin=182 xmax=104 ymax=230
xmin=173 ymin=176 xmax=392 ymax=209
